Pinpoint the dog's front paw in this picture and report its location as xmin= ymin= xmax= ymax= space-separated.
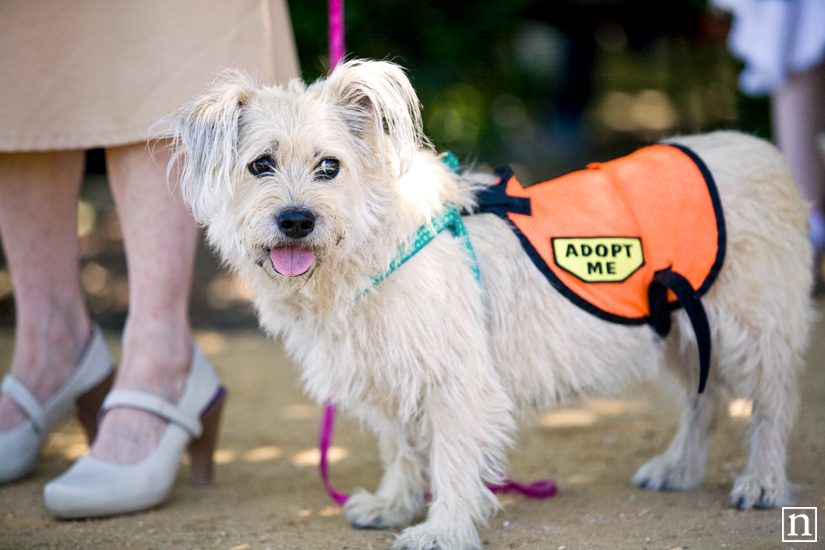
xmin=632 ymin=453 xmax=704 ymax=491
xmin=392 ymin=521 xmax=482 ymax=550
xmin=344 ymin=489 xmax=419 ymax=530
xmin=731 ymin=473 xmax=793 ymax=509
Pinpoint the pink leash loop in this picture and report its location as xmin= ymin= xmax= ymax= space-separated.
xmin=319 ymin=401 xmax=557 ymax=504
xmin=487 ymin=478 xmax=558 ymax=499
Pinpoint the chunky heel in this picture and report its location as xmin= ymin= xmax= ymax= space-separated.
xmin=75 ymin=372 xmax=114 ymax=444
xmin=188 ymin=387 xmax=227 ymax=486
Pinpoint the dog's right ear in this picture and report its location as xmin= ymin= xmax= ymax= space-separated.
xmin=323 ymin=60 xmax=430 ymax=177
xmin=167 ymin=72 xmax=256 ymax=223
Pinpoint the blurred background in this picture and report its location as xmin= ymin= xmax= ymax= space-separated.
xmin=0 ymin=0 xmax=770 ymax=330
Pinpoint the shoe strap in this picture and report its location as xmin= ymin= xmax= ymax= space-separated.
xmin=1 ymin=374 xmax=47 ymax=432
xmin=101 ymin=390 xmax=203 ymax=439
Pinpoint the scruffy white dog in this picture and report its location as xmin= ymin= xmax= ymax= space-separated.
xmin=169 ymin=60 xmax=814 ymax=550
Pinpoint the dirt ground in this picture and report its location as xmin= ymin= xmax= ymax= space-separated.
xmin=1 ymin=299 xmax=824 ymax=550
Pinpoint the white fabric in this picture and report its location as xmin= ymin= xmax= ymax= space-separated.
xmin=713 ymin=0 xmax=825 ymax=95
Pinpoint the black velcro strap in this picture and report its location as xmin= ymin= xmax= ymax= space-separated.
xmin=647 ymin=277 xmax=671 ymax=337
xmin=475 ymin=166 xmax=533 ymax=218
xmin=648 ymin=268 xmax=711 ymax=394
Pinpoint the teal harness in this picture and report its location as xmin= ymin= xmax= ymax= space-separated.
xmin=359 ymin=153 xmax=481 ymax=297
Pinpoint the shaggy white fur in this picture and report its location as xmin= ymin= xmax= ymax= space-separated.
xmin=169 ymin=60 xmax=815 ymax=550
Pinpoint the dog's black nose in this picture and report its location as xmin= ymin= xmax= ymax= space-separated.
xmin=277 ymin=209 xmax=315 ymax=238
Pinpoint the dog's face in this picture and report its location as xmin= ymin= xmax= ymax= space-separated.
xmin=170 ymin=61 xmax=427 ymax=286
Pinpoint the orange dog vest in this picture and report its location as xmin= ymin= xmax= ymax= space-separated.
xmin=476 ymin=144 xmax=726 ymax=392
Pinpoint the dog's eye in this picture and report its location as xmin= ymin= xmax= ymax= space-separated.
xmin=248 ymin=156 xmax=276 ymax=176
xmin=315 ymin=158 xmax=340 ymax=180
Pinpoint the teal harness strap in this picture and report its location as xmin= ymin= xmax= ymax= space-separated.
xmin=443 ymin=209 xmax=482 ymax=285
xmin=359 ymin=151 xmax=480 ymax=297
xmin=360 ymin=206 xmax=481 ymax=298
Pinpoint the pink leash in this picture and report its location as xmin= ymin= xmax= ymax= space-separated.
xmin=328 ymin=0 xmax=345 ymax=69
xmin=320 ymin=399 xmax=557 ymax=504
xmin=319 ymin=401 xmax=350 ymax=505
xmin=321 ymin=1 xmax=348 ymax=506
xmin=319 ymin=0 xmax=556 ymax=506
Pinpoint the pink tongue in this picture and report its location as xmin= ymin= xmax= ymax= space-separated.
xmin=270 ymin=246 xmax=315 ymax=276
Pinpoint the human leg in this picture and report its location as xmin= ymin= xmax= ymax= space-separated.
xmin=0 ymin=151 xmax=92 ymax=432
xmin=43 ymin=140 xmax=225 ymax=516
xmin=0 ymin=151 xmax=115 ymax=483
xmin=89 ymin=140 xmax=199 ymax=464
xmin=772 ymin=61 xmax=825 ymax=249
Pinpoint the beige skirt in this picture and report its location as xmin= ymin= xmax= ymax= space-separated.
xmin=0 ymin=0 xmax=300 ymax=152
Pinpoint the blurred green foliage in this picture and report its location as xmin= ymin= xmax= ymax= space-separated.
xmin=290 ymin=0 xmax=770 ymax=177
xmin=291 ymin=0 xmax=540 ymax=165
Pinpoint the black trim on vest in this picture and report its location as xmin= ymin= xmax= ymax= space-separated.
xmin=664 ymin=143 xmax=727 ymax=302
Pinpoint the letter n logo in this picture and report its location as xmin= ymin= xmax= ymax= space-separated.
xmin=783 ymin=507 xmax=817 ymax=542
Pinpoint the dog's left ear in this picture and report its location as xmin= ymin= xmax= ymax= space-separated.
xmin=324 ymin=60 xmax=430 ymax=176
xmin=165 ymin=72 xmax=257 ymax=223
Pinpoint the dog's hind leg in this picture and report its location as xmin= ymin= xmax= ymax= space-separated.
xmin=720 ymin=273 xmax=807 ymax=509
xmin=730 ymin=368 xmax=799 ymax=509
xmin=632 ymin=384 xmax=723 ymax=491
xmin=345 ymin=416 xmax=427 ymax=529
xmin=633 ymin=325 xmax=724 ymax=491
